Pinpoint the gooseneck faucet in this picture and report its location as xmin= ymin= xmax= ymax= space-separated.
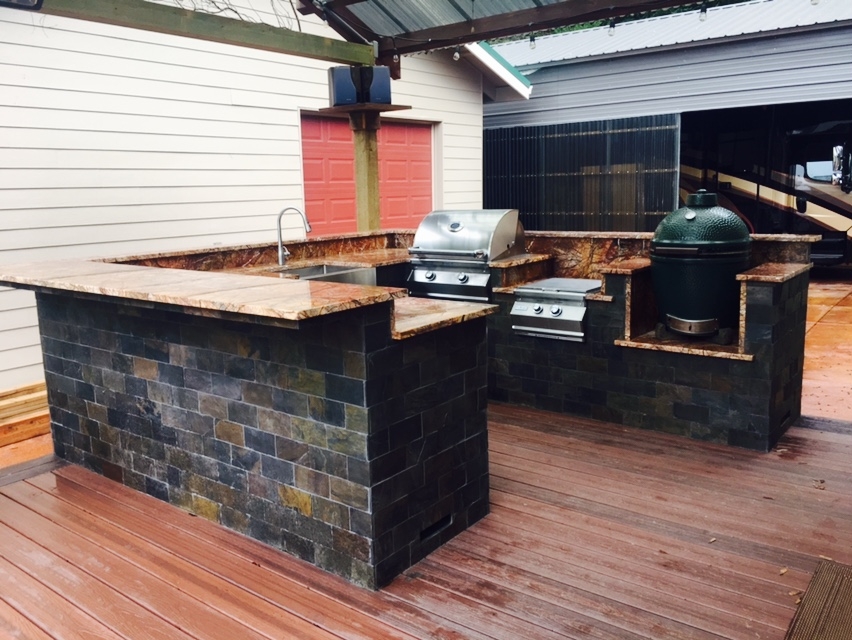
xmin=277 ymin=207 xmax=312 ymax=265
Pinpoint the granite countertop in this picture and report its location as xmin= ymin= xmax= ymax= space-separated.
xmin=0 ymin=259 xmax=406 ymax=322
xmin=599 ymin=258 xmax=651 ymax=275
xmin=489 ymin=253 xmax=551 ymax=269
xmin=391 ymin=297 xmax=497 ymax=340
xmin=736 ymin=262 xmax=811 ymax=283
xmin=0 ymin=258 xmax=496 ymax=339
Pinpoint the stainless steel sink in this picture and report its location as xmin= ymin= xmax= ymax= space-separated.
xmin=268 ymin=264 xmax=377 ymax=285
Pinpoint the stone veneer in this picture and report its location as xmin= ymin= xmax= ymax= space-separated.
xmin=488 ymin=267 xmax=809 ymax=451
xmin=37 ymin=291 xmax=489 ymax=589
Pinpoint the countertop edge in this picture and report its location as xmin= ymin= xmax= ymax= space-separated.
xmin=736 ymin=262 xmax=812 ymax=283
xmin=391 ymin=298 xmax=498 ymax=340
xmin=615 ymin=338 xmax=754 ymax=361
xmin=0 ymin=261 xmax=407 ymax=322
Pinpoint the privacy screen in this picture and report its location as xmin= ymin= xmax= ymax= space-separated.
xmin=484 ymin=114 xmax=679 ymax=232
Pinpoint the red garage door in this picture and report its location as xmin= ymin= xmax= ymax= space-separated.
xmin=301 ymin=115 xmax=432 ymax=235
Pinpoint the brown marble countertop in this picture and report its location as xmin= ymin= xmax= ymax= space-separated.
xmin=0 ymin=259 xmax=500 ymax=341
xmin=391 ymin=297 xmax=497 ymax=340
xmin=736 ymin=262 xmax=811 ymax=283
xmin=599 ymin=258 xmax=651 ymax=275
xmin=0 ymin=259 xmax=406 ymax=323
xmin=489 ymin=253 xmax=550 ymax=269
xmin=222 ymin=249 xmax=411 ymax=278
xmin=615 ymin=336 xmax=754 ymax=361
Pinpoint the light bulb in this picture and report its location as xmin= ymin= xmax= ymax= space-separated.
xmin=608 ymin=21 xmax=615 ymax=36
xmin=452 ymin=47 xmax=460 ymax=61
xmin=529 ymin=35 xmax=536 ymax=49
xmin=393 ymin=53 xmax=399 ymax=63
xmin=699 ymin=2 xmax=707 ymax=21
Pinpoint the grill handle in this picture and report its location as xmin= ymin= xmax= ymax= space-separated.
xmin=651 ymin=246 xmax=700 ymax=256
xmin=408 ymin=247 xmax=488 ymax=259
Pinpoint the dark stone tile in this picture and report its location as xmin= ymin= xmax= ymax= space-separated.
xmin=227 ymin=401 xmax=258 ymax=428
xmin=673 ymin=402 xmax=710 ymax=424
xmin=224 ymin=355 xmax=255 ymax=381
xmin=231 ymin=446 xmax=261 ymax=472
xmin=261 ymin=454 xmax=295 ymax=484
xmin=308 ymin=397 xmax=346 ymax=427
xmin=305 ymin=346 xmax=344 ymax=375
xmin=245 ymin=427 xmax=275 ymax=456
xmin=145 ymin=477 xmax=169 ymax=502
xmin=211 ymin=374 xmax=242 ymax=400
xmin=275 ymin=437 xmax=309 ymax=463
xmin=325 ymin=375 xmax=364 ymax=405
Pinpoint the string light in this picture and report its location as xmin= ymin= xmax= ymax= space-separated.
xmin=452 ymin=46 xmax=461 ymax=61
xmin=699 ymin=2 xmax=708 ymax=21
xmin=608 ymin=20 xmax=616 ymax=36
xmin=529 ymin=34 xmax=536 ymax=49
xmin=392 ymin=53 xmax=399 ymax=62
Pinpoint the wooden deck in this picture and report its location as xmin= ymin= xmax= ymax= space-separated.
xmin=2 ymin=402 xmax=851 ymax=639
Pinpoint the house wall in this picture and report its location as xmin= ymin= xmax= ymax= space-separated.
xmin=0 ymin=7 xmax=484 ymax=391
xmin=484 ymin=26 xmax=852 ymax=128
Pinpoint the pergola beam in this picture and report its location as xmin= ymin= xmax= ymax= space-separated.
xmin=39 ymin=0 xmax=375 ymax=66
xmin=298 ymin=0 xmax=702 ymax=57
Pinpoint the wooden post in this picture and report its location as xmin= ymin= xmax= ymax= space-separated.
xmin=320 ymin=104 xmax=410 ymax=233
xmin=39 ymin=0 xmax=374 ymax=66
xmin=349 ymin=111 xmax=382 ymax=232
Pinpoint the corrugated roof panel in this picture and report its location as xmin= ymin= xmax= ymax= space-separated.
xmin=347 ymin=0 xmax=559 ymax=37
xmin=494 ymin=0 xmax=852 ymax=68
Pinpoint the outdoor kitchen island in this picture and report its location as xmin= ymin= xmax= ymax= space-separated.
xmin=0 ymin=258 xmax=496 ymax=590
xmin=0 ymin=226 xmax=816 ymax=588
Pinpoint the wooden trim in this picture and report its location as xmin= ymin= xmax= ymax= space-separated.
xmin=40 ymin=0 xmax=375 ymax=66
xmin=0 ymin=383 xmax=49 ymax=448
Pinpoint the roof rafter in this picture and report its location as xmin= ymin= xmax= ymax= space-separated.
xmin=299 ymin=0 xmax=701 ymax=56
xmin=39 ymin=0 xmax=374 ymax=65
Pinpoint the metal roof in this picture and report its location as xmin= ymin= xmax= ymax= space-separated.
xmin=296 ymin=0 xmax=708 ymax=66
xmin=492 ymin=0 xmax=852 ymax=69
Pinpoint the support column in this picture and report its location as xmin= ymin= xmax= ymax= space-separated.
xmin=319 ymin=103 xmax=410 ymax=233
xmin=349 ymin=110 xmax=382 ymax=232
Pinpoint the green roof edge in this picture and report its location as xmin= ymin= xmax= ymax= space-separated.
xmin=477 ymin=41 xmax=531 ymax=88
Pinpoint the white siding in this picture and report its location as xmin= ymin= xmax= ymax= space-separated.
xmin=0 ymin=7 xmax=484 ymax=389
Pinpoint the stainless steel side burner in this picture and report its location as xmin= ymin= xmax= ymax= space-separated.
xmin=510 ymin=278 xmax=602 ymax=342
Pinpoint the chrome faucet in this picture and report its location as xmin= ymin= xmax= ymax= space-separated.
xmin=277 ymin=207 xmax=312 ymax=265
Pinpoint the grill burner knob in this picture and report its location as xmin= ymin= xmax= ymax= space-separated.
xmin=550 ymin=305 xmax=562 ymax=317
xmin=533 ymin=304 xmax=543 ymax=314
xmin=425 ymin=271 xmax=436 ymax=281
xmin=457 ymin=273 xmax=469 ymax=283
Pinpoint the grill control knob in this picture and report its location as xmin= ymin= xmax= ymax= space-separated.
xmin=457 ymin=273 xmax=469 ymax=283
xmin=532 ymin=304 xmax=543 ymax=314
xmin=425 ymin=271 xmax=436 ymax=281
xmin=550 ymin=305 xmax=563 ymax=317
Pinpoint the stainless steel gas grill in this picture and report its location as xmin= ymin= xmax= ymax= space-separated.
xmin=510 ymin=278 xmax=602 ymax=342
xmin=407 ymin=209 xmax=525 ymax=302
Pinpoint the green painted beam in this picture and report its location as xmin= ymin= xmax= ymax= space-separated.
xmin=40 ymin=0 xmax=374 ymax=65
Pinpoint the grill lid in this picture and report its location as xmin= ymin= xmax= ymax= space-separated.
xmin=409 ymin=209 xmax=524 ymax=262
xmin=515 ymin=278 xmax=602 ymax=297
xmin=652 ymin=190 xmax=751 ymax=254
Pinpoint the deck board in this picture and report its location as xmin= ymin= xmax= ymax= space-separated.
xmin=2 ymin=403 xmax=852 ymax=639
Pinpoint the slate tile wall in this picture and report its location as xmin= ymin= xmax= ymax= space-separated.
xmin=36 ymin=292 xmax=488 ymax=589
xmin=488 ymin=271 xmax=809 ymax=451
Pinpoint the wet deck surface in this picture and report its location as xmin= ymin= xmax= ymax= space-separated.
xmin=0 ymin=273 xmax=850 ymax=639
xmin=801 ymin=277 xmax=852 ymax=422
xmin=2 ymin=403 xmax=852 ymax=639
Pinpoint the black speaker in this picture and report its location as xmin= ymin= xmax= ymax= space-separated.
xmin=328 ymin=67 xmax=359 ymax=107
xmin=328 ymin=66 xmax=392 ymax=107
xmin=361 ymin=66 xmax=391 ymax=104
